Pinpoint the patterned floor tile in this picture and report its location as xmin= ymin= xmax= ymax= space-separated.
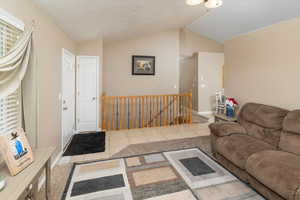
xmin=164 ymin=148 xmax=236 ymax=189
xmin=71 ymin=174 xmax=125 ymax=196
xmin=144 ymin=190 xmax=197 ymax=200
xmin=195 ymin=181 xmax=262 ymax=200
xmin=86 ymin=193 xmax=125 ymax=200
xmin=131 ymin=166 xmax=178 ymax=186
xmin=144 ymin=153 xmax=165 ymax=163
xmin=79 ymin=160 xmax=120 ymax=174
xmin=130 ymin=180 xmax=188 ymax=200
xmin=126 ymin=157 xmax=142 ymax=167
xmin=179 ymin=157 xmax=215 ymax=176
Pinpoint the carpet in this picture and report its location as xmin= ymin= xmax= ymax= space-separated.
xmin=112 ymin=136 xmax=211 ymax=158
xmin=62 ymin=148 xmax=265 ymax=200
xmin=63 ymin=132 xmax=105 ymax=156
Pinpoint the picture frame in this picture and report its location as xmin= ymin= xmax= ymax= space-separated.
xmin=0 ymin=128 xmax=34 ymax=176
xmin=132 ymin=55 xmax=155 ymax=75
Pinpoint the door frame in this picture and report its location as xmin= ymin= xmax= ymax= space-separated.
xmin=61 ymin=48 xmax=76 ymax=150
xmin=76 ymin=56 xmax=100 ymax=132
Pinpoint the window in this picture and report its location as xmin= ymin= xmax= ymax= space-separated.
xmin=0 ymin=18 xmax=23 ymax=135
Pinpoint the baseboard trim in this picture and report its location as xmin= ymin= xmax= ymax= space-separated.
xmin=192 ymin=110 xmax=199 ymax=115
xmin=197 ymin=111 xmax=213 ymax=115
xmin=74 ymin=128 xmax=103 ymax=134
xmin=192 ymin=110 xmax=214 ymax=116
xmin=38 ymin=151 xmax=63 ymax=190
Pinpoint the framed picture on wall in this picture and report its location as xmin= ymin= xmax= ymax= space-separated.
xmin=132 ymin=55 xmax=155 ymax=75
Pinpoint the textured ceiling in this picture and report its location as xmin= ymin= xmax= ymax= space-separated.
xmin=33 ymin=0 xmax=300 ymax=43
xmin=187 ymin=0 xmax=300 ymax=43
xmin=33 ymin=0 xmax=207 ymax=42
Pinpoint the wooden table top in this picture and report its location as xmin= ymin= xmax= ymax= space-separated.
xmin=0 ymin=147 xmax=55 ymax=200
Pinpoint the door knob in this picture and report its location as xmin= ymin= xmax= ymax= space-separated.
xmin=92 ymin=97 xmax=96 ymax=101
xmin=63 ymin=107 xmax=68 ymax=111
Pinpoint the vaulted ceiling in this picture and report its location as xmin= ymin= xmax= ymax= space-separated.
xmin=33 ymin=0 xmax=207 ymax=42
xmin=187 ymin=0 xmax=300 ymax=43
xmin=33 ymin=0 xmax=300 ymax=43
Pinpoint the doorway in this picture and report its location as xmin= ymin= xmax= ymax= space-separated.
xmin=198 ymin=52 xmax=224 ymax=114
xmin=179 ymin=55 xmax=198 ymax=111
xmin=76 ymin=56 xmax=100 ymax=132
xmin=62 ymin=49 xmax=76 ymax=149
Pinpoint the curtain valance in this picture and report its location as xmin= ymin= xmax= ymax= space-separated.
xmin=0 ymin=30 xmax=32 ymax=99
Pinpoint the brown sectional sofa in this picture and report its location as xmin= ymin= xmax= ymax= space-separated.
xmin=209 ymin=103 xmax=300 ymax=200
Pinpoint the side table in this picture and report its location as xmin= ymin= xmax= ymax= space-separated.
xmin=214 ymin=113 xmax=237 ymax=123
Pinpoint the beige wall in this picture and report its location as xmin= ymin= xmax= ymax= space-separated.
xmin=103 ymin=29 xmax=180 ymax=96
xmin=179 ymin=28 xmax=224 ymax=110
xmin=224 ymin=16 xmax=300 ymax=110
xmin=77 ymin=38 xmax=103 ymax=56
xmin=0 ymin=0 xmax=77 ymax=158
xmin=180 ymin=28 xmax=224 ymax=57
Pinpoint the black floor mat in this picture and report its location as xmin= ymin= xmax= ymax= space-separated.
xmin=63 ymin=132 xmax=105 ymax=156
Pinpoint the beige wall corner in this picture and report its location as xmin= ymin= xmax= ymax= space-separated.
xmin=224 ymin=16 xmax=300 ymax=110
xmin=179 ymin=28 xmax=224 ymax=111
xmin=179 ymin=28 xmax=224 ymax=57
xmin=0 ymin=0 xmax=77 ymax=158
xmin=77 ymin=38 xmax=103 ymax=56
xmin=103 ymin=29 xmax=180 ymax=96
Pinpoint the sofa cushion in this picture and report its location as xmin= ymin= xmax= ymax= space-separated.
xmin=238 ymin=103 xmax=289 ymax=129
xmin=238 ymin=103 xmax=289 ymax=146
xmin=246 ymin=151 xmax=300 ymax=200
xmin=209 ymin=122 xmax=247 ymax=137
xmin=279 ymin=110 xmax=300 ymax=156
xmin=216 ymin=134 xmax=275 ymax=169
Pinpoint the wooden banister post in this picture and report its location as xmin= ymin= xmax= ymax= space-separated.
xmin=188 ymin=92 xmax=193 ymax=124
xmin=164 ymin=96 xmax=168 ymax=126
xmin=101 ymin=93 xmax=106 ymax=130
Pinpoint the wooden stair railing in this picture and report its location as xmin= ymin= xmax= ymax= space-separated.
xmin=101 ymin=93 xmax=192 ymax=131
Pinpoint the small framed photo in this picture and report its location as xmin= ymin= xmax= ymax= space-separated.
xmin=0 ymin=128 xmax=34 ymax=176
xmin=132 ymin=55 xmax=155 ymax=75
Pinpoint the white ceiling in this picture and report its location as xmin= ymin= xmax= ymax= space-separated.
xmin=187 ymin=0 xmax=300 ymax=43
xmin=33 ymin=0 xmax=300 ymax=43
xmin=33 ymin=0 xmax=207 ymax=42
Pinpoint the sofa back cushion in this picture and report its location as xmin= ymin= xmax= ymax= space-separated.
xmin=279 ymin=110 xmax=300 ymax=156
xmin=238 ymin=103 xmax=289 ymax=147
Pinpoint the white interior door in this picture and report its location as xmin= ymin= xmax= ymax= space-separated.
xmin=76 ymin=56 xmax=99 ymax=132
xmin=62 ymin=49 xmax=76 ymax=149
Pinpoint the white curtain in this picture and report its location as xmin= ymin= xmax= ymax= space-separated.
xmin=0 ymin=30 xmax=33 ymax=99
xmin=22 ymin=42 xmax=37 ymax=148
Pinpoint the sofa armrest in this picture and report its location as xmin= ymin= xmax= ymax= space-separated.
xmin=209 ymin=122 xmax=247 ymax=137
xmin=296 ymin=187 xmax=300 ymax=200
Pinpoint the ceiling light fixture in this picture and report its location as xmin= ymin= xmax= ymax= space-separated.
xmin=186 ymin=0 xmax=223 ymax=8
xmin=186 ymin=0 xmax=204 ymax=6
xmin=204 ymin=0 xmax=223 ymax=8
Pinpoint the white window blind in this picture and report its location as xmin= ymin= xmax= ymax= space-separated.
xmin=0 ymin=19 xmax=23 ymax=135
